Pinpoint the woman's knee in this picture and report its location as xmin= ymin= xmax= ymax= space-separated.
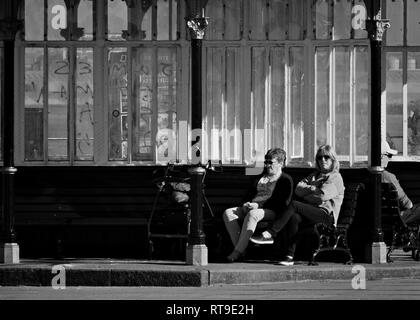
xmin=247 ymin=209 xmax=264 ymax=222
xmin=223 ymin=208 xmax=238 ymax=223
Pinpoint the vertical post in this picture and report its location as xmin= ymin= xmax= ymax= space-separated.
xmin=185 ymin=1 xmax=208 ymax=265
xmin=366 ymin=0 xmax=390 ymax=263
xmin=0 ymin=0 xmax=23 ymax=264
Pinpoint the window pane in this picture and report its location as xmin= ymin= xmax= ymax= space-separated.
xmin=127 ymin=0 xmax=153 ymax=40
xmin=205 ymin=0 xmax=224 ymax=40
xmin=108 ymin=48 xmax=128 ymax=160
xmin=249 ymin=0 xmax=267 ymax=40
xmin=48 ymin=0 xmax=68 ymax=40
xmin=353 ymin=0 xmax=367 ymax=39
xmin=407 ymin=52 xmax=420 ymax=155
xmin=157 ymin=0 xmax=178 ymax=40
xmin=289 ymin=47 xmax=304 ymax=158
xmin=270 ymin=47 xmax=285 ymax=149
xmin=224 ymin=0 xmax=242 ymax=40
xmin=333 ymin=0 xmax=351 ymax=40
xmin=385 ymin=0 xmax=403 ymax=46
xmin=76 ymin=48 xmax=94 ymax=161
xmin=315 ymin=0 xmax=332 ymax=40
xmin=268 ymin=0 xmax=287 ymax=40
xmin=107 ymin=0 xmax=128 ymax=40
xmin=206 ymin=47 xmax=224 ymax=161
xmin=355 ymin=46 xmax=369 ymax=157
xmin=315 ymin=47 xmax=330 ymax=148
xmin=24 ymin=48 xmax=44 ymax=161
xmin=251 ymin=47 xmax=267 ymax=160
xmin=77 ymin=0 xmax=94 ymax=40
xmin=386 ymin=52 xmax=403 ymax=153
xmin=157 ymin=47 xmax=177 ymax=162
xmin=25 ymin=0 xmax=44 ymax=41
xmin=132 ymin=47 xmax=153 ymax=161
xmin=334 ymin=47 xmax=350 ymax=156
xmin=206 ymin=47 xmax=242 ymax=163
xmin=407 ymin=0 xmax=420 ymax=45
xmin=289 ymin=0 xmax=304 ymax=40
xmin=48 ymin=48 xmax=69 ymax=160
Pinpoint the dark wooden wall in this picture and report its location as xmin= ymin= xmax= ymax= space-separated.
xmin=1 ymin=162 xmax=419 ymax=261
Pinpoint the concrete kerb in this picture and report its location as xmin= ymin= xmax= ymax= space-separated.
xmin=1 ymin=260 xmax=420 ymax=287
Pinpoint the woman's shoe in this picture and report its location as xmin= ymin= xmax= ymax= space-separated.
xmin=226 ymin=250 xmax=244 ymax=263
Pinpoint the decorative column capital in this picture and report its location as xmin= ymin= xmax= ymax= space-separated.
xmin=186 ymin=16 xmax=208 ymax=40
xmin=0 ymin=18 xmax=23 ymax=40
xmin=366 ymin=9 xmax=390 ymax=42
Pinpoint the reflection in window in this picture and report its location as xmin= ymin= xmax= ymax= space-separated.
xmin=108 ymin=48 xmax=128 ymax=160
xmin=333 ymin=0 xmax=351 ymax=40
xmin=77 ymin=0 xmax=94 ymax=40
xmin=48 ymin=48 xmax=69 ymax=160
xmin=386 ymin=52 xmax=403 ymax=153
xmin=315 ymin=0 xmax=331 ymax=40
xmin=25 ymin=0 xmax=44 ymax=41
xmin=407 ymin=52 xmax=420 ymax=155
xmin=407 ymin=0 xmax=420 ymax=45
xmin=316 ymin=47 xmax=330 ymax=147
xmin=76 ymin=48 xmax=94 ymax=160
xmin=24 ymin=48 xmax=44 ymax=161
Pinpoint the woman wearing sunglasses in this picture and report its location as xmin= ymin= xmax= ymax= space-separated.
xmin=250 ymin=144 xmax=345 ymax=266
xmin=222 ymin=148 xmax=294 ymax=262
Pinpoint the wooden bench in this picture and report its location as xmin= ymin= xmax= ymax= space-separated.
xmin=309 ymin=182 xmax=365 ymax=265
xmin=381 ymin=182 xmax=420 ymax=262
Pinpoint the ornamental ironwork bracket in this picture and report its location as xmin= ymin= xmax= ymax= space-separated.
xmin=186 ymin=16 xmax=208 ymax=40
xmin=366 ymin=9 xmax=390 ymax=42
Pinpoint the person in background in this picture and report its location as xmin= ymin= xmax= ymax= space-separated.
xmin=381 ymin=140 xmax=420 ymax=226
xmin=250 ymin=145 xmax=345 ymax=266
xmin=222 ymin=148 xmax=293 ymax=263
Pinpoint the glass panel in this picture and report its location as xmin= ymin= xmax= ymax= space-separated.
xmin=288 ymin=0 xmax=304 ymax=40
xmin=334 ymin=47 xmax=350 ymax=156
xmin=107 ymin=0 xmax=128 ymax=40
xmin=355 ymin=46 xmax=369 ymax=157
xmin=268 ymin=0 xmax=287 ymax=40
xmin=157 ymin=0 xmax=178 ymax=40
xmin=24 ymin=48 xmax=44 ymax=161
xmin=205 ymin=0 xmax=224 ymax=40
xmin=251 ymin=47 xmax=267 ymax=161
xmin=315 ymin=0 xmax=331 ymax=40
xmin=352 ymin=0 xmax=367 ymax=39
xmin=76 ymin=48 xmax=94 ymax=161
xmin=25 ymin=0 xmax=44 ymax=41
xmin=407 ymin=52 xmax=420 ymax=155
xmin=407 ymin=0 xmax=420 ymax=45
xmin=315 ymin=47 xmax=330 ymax=147
xmin=127 ymin=0 xmax=153 ymax=40
xmin=270 ymin=47 xmax=285 ymax=149
xmin=206 ymin=47 xmax=224 ymax=161
xmin=249 ymin=0 xmax=267 ymax=40
xmin=132 ymin=47 xmax=153 ymax=161
xmin=108 ymin=48 xmax=128 ymax=160
xmin=385 ymin=0 xmax=403 ymax=46
xmin=386 ymin=52 xmax=403 ymax=153
xmin=48 ymin=0 xmax=68 ymax=40
xmin=289 ymin=47 xmax=304 ymax=158
xmin=77 ymin=0 xmax=94 ymax=40
xmin=224 ymin=0 xmax=241 ymax=40
xmin=156 ymin=47 xmax=177 ymax=162
xmin=48 ymin=48 xmax=69 ymax=160
xmin=333 ymin=0 xmax=351 ymax=40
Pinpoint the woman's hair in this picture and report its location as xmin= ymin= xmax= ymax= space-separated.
xmin=265 ymin=148 xmax=287 ymax=167
xmin=314 ymin=144 xmax=340 ymax=172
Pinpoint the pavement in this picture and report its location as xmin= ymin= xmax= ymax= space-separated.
xmin=1 ymin=249 xmax=420 ymax=287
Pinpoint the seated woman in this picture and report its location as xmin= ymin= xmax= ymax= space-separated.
xmin=250 ymin=145 xmax=345 ymax=266
xmin=222 ymin=148 xmax=293 ymax=262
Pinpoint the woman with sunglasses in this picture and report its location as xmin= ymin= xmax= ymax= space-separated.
xmin=222 ymin=148 xmax=294 ymax=262
xmin=250 ymin=145 xmax=344 ymax=266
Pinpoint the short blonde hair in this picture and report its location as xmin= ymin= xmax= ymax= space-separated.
xmin=315 ymin=145 xmax=340 ymax=172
